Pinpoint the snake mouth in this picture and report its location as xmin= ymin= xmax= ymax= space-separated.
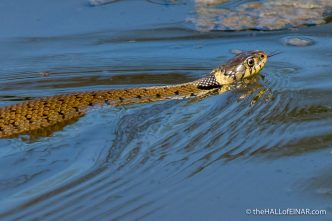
xmin=268 ymin=51 xmax=282 ymax=58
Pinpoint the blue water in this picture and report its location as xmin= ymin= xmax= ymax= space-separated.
xmin=0 ymin=1 xmax=332 ymax=220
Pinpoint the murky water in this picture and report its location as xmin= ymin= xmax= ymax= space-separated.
xmin=0 ymin=0 xmax=332 ymax=220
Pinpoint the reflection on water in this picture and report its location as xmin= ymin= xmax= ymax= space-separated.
xmin=0 ymin=0 xmax=332 ymax=221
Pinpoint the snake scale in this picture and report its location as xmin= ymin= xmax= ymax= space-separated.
xmin=0 ymin=51 xmax=268 ymax=138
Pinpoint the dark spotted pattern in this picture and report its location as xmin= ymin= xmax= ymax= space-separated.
xmin=0 ymin=84 xmax=205 ymax=138
xmin=197 ymin=70 xmax=221 ymax=89
xmin=0 ymin=50 xmax=267 ymax=138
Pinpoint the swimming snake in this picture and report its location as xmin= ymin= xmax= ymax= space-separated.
xmin=0 ymin=50 xmax=268 ymax=138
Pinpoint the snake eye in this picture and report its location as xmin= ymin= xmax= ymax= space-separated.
xmin=247 ymin=58 xmax=255 ymax=67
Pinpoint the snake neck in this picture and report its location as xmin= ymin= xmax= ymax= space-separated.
xmin=103 ymin=81 xmax=214 ymax=105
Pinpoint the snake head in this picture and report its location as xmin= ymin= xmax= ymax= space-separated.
xmin=198 ymin=50 xmax=268 ymax=88
xmin=241 ymin=50 xmax=267 ymax=76
xmin=221 ymin=50 xmax=267 ymax=83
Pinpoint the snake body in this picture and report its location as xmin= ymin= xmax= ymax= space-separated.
xmin=0 ymin=51 xmax=267 ymax=138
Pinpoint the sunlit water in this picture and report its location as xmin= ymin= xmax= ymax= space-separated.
xmin=0 ymin=0 xmax=332 ymax=221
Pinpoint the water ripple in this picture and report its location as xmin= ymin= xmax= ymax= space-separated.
xmin=0 ymin=8 xmax=332 ymax=220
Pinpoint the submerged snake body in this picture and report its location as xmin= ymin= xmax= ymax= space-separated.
xmin=0 ymin=51 xmax=267 ymax=138
xmin=0 ymin=83 xmax=203 ymax=138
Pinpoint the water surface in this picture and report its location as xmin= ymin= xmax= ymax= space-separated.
xmin=0 ymin=0 xmax=332 ymax=220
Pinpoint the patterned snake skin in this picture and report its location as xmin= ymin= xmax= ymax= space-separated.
xmin=0 ymin=51 xmax=267 ymax=138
